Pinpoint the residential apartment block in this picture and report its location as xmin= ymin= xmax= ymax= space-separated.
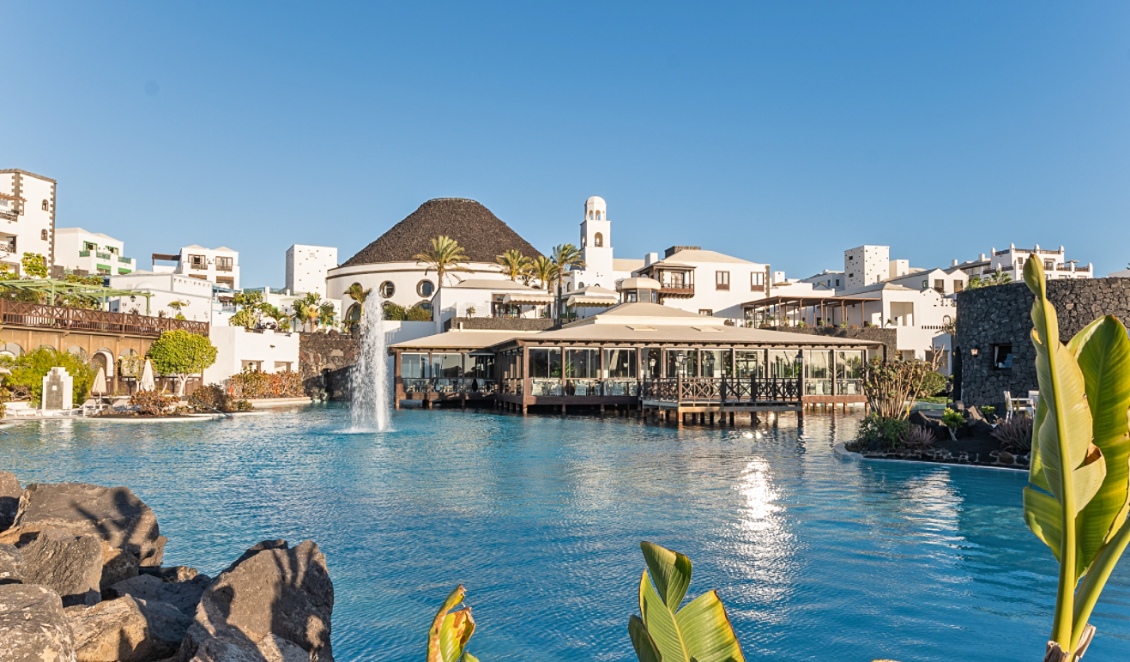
xmin=286 ymin=244 xmax=337 ymax=297
xmin=0 ymin=169 xmax=56 ymax=275
xmin=152 ymin=245 xmax=240 ymax=290
xmin=54 ymin=227 xmax=136 ymax=276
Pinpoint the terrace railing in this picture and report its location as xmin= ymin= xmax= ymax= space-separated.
xmin=402 ymin=378 xmax=499 ymax=396
xmin=642 ymin=376 xmax=802 ymax=406
xmin=0 ymin=300 xmax=209 ymax=337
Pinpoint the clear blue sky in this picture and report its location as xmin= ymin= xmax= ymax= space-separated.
xmin=4 ymin=2 xmax=1128 ymax=285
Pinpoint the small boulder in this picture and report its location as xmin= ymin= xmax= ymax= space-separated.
xmin=0 ymin=583 xmax=77 ymax=662
xmin=100 ymin=544 xmax=139 ymax=594
xmin=178 ymin=540 xmax=333 ymax=661
xmin=19 ymin=529 xmax=104 ymax=607
xmin=66 ymin=595 xmax=169 ymax=662
xmin=0 ymin=472 xmax=20 ymax=531
xmin=111 ymin=572 xmax=209 ymax=618
xmin=134 ymin=597 xmax=194 ymax=656
xmin=0 ymin=543 xmax=22 ymax=585
xmin=14 ymin=483 xmax=166 ymax=567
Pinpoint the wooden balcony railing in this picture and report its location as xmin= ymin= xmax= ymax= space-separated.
xmin=0 ymin=300 xmax=209 ymax=337
xmin=642 ymin=376 xmax=802 ymax=405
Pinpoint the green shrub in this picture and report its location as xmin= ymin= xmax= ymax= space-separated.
xmin=3 ymin=348 xmax=97 ymax=406
xmin=920 ymin=371 xmax=948 ymax=397
xmin=992 ymin=416 xmax=1033 ymax=453
xmin=405 ymin=305 xmax=432 ymax=322
xmin=850 ymin=413 xmax=911 ymax=451
xmin=382 ymin=302 xmax=407 ymax=321
xmin=189 ymin=383 xmax=254 ymax=413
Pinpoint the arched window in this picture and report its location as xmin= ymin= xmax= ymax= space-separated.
xmin=588 ymin=211 xmax=593 ymax=220
xmin=40 ymin=230 xmax=48 ymax=241
xmin=594 ymin=232 xmax=603 ymax=247
xmin=41 ymin=200 xmax=49 ymax=211
xmin=379 ymin=281 xmax=395 ymax=298
xmin=417 ymin=279 xmax=435 ymax=297
xmin=595 ymin=211 xmax=602 ymax=221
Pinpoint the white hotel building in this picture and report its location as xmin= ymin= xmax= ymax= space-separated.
xmin=0 ymin=169 xmax=56 ymax=276
xmin=54 ymin=227 xmax=137 ymax=276
xmin=152 ymin=245 xmax=240 ymax=290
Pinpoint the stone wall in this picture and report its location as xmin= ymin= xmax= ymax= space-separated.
xmin=443 ymin=317 xmax=555 ymax=332
xmin=769 ymin=326 xmax=897 ymax=358
xmin=955 ymin=278 xmax=1130 ymax=407
xmin=298 ymin=331 xmax=359 ymax=400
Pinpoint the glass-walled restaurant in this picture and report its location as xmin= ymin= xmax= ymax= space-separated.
xmin=398 ymin=344 xmax=869 ymax=402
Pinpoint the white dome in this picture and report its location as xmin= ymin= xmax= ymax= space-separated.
xmin=585 ymin=195 xmax=607 ymax=211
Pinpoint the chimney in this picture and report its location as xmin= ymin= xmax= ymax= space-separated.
xmin=644 ymin=252 xmax=659 ymax=267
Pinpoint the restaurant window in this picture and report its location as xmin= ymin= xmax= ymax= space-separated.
xmin=715 ymin=270 xmax=730 ymax=290
xmin=767 ymin=350 xmax=802 ymax=379
xmin=665 ymin=349 xmax=698 ymax=378
xmin=992 ymin=343 xmax=1013 ymax=369
xmin=467 ymin=354 xmax=495 ymax=380
xmin=529 ymin=348 xmax=562 ymax=378
xmin=605 ymin=348 xmax=637 ymax=379
xmin=431 ymin=353 xmax=463 ymax=379
xmin=835 ymin=350 xmax=864 ymax=395
xmin=804 ymin=350 xmax=833 ymax=395
xmin=565 ymin=349 xmax=599 ymax=379
xmin=642 ymin=347 xmax=663 ymax=379
xmin=379 ymin=281 xmax=395 ymax=298
xmin=700 ymin=350 xmax=732 ymax=378
xmin=626 ymin=291 xmax=638 ymax=303
xmin=401 ymin=353 xmax=429 ymax=379
xmin=735 ymin=350 xmax=764 ymax=379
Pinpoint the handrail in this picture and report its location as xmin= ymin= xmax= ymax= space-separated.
xmin=642 ymin=376 xmax=802 ymax=405
xmin=0 ymin=300 xmax=210 ymax=337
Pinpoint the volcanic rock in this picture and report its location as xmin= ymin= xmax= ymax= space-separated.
xmin=19 ymin=529 xmax=104 ymax=607
xmin=177 ymin=539 xmax=333 ymax=661
xmin=0 ymin=471 xmax=20 ymax=531
xmin=14 ymin=483 xmax=166 ymax=567
xmin=0 ymin=583 xmax=77 ymax=662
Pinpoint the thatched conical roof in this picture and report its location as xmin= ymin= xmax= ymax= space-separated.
xmin=342 ymin=198 xmax=542 ymax=266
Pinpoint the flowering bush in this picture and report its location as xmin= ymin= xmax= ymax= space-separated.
xmin=189 ymin=383 xmax=253 ymax=413
xmin=227 ymin=370 xmax=304 ymax=399
xmin=129 ymin=390 xmax=174 ymax=416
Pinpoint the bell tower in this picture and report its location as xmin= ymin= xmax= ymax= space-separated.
xmin=580 ymin=195 xmax=613 ymax=284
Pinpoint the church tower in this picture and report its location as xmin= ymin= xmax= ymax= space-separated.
xmin=580 ymin=195 xmax=613 ymax=286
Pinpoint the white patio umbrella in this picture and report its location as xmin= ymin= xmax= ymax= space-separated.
xmin=139 ymin=359 xmax=156 ymax=392
xmin=91 ymin=366 xmax=107 ymax=397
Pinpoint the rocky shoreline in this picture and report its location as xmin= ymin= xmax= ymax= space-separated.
xmin=0 ymin=473 xmax=334 ymax=661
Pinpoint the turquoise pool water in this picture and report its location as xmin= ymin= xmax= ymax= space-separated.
xmin=2 ymin=405 xmax=1128 ymax=660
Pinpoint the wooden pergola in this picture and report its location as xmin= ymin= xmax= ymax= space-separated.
xmin=743 ymin=294 xmax=880 ymax=328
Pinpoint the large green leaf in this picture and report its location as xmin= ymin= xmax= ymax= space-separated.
xmin=1024 ymin=486 xmax=1064 ymax=562
xmin=640 ymin=570 xmax=687 ymax=661
xmin=634 ymin=543 xmax=746 ymax=662
xmin=674 ymin=590 xmax=746 ymax=662
xmin=629 ymin=615 xmax=663 ymax=662
xmin=428 ymin=585 xmax=474 ymax=662
xmin=1069 ymin=316 xmax=1130 ymax=575
xmin=1030 ymin=327 xmax=1103 ymax=511
xmin=641 ymin=541 xmax=693 ymax=611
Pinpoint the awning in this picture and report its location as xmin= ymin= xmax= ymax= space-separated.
xmin=568 ymin=295 xmax=618 ymax=307
xmin=503 ymin=292 xmax=553 ymax=305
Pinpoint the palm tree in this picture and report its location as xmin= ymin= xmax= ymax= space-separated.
xmin=292 ymin=292 xmax=322 ymax=332
xmin=528 ymin=256 xmax=559 ymax=293
xmin=413 ymin=235 xmax=470 ymax=287
xmin=318 ymin=301 xmax=337 ymax=330
xmin=258 ymin=303 xmax=290 ymax=331
xmin=550 ymin=243 xmax=585 ymax=323
xmin=345 ymin=282 xmax=372 ymax=308
xmin=985 ymin=270 xmax=1012 ymax=286
xmin=495 ymin=250 xmax=532 ymax=281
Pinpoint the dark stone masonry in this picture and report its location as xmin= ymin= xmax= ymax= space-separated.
xmin=299 ymin=330 xmax=360 ymax=401
xmin=955 ymin=278 xmax=1130 ymax=407
xmin=0 ymin=472 xmax=334 ymax=661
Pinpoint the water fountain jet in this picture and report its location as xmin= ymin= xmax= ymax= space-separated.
xmin=350 ymin=303 xmax=390 ymax=431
